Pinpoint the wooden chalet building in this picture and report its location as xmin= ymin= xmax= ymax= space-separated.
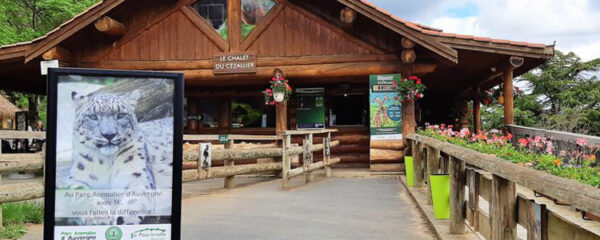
xmin=0 ymin=0 xmax=554 ymax=170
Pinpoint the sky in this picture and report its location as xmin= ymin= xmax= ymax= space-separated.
xmin=368 ymin=0 xmax=600 ymax=61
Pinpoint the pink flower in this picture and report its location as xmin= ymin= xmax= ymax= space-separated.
xmin=269 ymin=101 xmax=276 ymax=105
xmin=576 ymin=138 xmax=589 ymax=147
xmin=266 ymin=88 xmax=272 ymax=93
xmin=393 ymin=81 xmax=397 ymax=86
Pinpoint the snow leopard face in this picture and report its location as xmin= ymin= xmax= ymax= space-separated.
xmin=72 ymin=91 xmax=139 ymax=155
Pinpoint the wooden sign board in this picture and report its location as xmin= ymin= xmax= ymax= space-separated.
xmin=214 ymin=53 xmax=256 ymax=74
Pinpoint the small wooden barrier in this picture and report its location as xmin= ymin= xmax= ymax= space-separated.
xmin=406 ymin=133 xmax=600 ymax=240
xmin=281 ymin=129 xmax=340 ymax=188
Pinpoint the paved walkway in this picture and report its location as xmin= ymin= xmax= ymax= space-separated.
xmin=22 ymin=172 xmax=436 ymax=240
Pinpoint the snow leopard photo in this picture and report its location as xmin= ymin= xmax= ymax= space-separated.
xmin=54 ymin=75 xmax=175 ymax=226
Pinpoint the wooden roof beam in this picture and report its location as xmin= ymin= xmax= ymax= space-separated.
xmin=42 ymin=46 xmax=73 ymax=64
xmin=94 ymin=16 xmax=127 ymax=36
xmin=459 ymin=56 xmax=524 ymax=99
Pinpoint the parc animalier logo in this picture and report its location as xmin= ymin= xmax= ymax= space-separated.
xmin=105 ymin=226 xmax=122 ymax=240
xmin=130 ymin=228 xmax=168 ymax=239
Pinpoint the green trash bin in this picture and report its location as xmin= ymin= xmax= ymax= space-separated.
xmin=430 ymin=174 xmax=450 ymax=219
xmin=404 ymin=156 xmax=414 ymax=187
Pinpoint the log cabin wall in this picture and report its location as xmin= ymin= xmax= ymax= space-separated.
xmin=63 ymin=0 xmax=423 ymax=169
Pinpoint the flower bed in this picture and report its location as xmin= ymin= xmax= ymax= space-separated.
xmin=419 ymin=124 xmax=600 ymax=188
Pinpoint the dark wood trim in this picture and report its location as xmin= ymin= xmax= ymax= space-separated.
xmin=79 ymin=54 xmax=401 ymax=70
xmin=337 ymin=0 xmax=458 ymax=63
xmin=25 ymin=0 xmax=126 ymax=63
xmin=240 ymin=3 xmax=287 ymax=50
xmin=287 ymin=2 xmax=384 ymax=55
xmin=438 ymin=37 xmax=554 ymax=59
xmin=180 ymin=5 xmax=229 ymax=52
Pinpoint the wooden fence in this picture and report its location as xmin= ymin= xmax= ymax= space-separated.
xmin=0 ymin=129 xmax=342 ymax=227
xmin=406 ymin=133 xmax=600 ymax=240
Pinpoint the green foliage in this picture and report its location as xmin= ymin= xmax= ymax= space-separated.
xmin=3 ymin=201 xmax=44 ymax=225
xmin=0 ymin=224 xmax=27 ymax=240
xmin=482 ymin=51 xmax=600 ymax=135
xmin=0 ymin=201 xmax=44 ymax=239
xmin=0 ymin=0 xmax=99 ymax=45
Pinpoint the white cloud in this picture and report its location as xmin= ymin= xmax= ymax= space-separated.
xmin=369 ymin=0 xmax=600 ymax=61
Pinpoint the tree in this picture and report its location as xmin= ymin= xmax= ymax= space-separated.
xmin=482 ymin=51 xmax=600 ymax=135
xmin=0 ymin=0 xmax=98 ymax=125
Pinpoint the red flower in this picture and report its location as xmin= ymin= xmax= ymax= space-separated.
xmin=286 ymin=85 xmax=292 ymax=91
xmin=518 ymin=138 xmax=528 ymax=147
xmin=269 ymin=101 xmax=276 ymax=105
xmin=266 ymin=88 xmax=272 ymax=92
xmin=393 ymin=81 xmax=397 ymax=86
xmin=417 ymin=80 xmax=421 ymax=85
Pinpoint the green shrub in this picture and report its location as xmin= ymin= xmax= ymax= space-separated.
xmin=2 ymin=201 xmax=44 ymax=225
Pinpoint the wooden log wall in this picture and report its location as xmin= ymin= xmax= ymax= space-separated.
xmin=406 ymin=134 xmax=600 ymax=240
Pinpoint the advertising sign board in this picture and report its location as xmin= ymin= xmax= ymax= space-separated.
xmin=45 ymin=68 xmax=183 ymax=240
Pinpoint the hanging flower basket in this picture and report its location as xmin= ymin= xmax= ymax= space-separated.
xmin=394 ymin=75 xmax=426 ymax=102
xmin=263 ymin=75 xmax=292 ymax=105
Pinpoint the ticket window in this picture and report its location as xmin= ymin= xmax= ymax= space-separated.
xmin=330 ymin=93 xmax=368 ymax=127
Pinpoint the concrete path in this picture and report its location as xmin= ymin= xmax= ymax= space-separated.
xmin=181 ymin=175 xmax=436 ymax=240
xmin=21 ymin=173 xmax=436 ymax=240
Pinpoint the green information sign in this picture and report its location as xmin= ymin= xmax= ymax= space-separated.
xmin=369 ymin=74 xmax=402 ymax=140
xmin=219 ymin=134 xmax=229 ymax=144
xmin=296 ymin=88 xmax=325 ymax=129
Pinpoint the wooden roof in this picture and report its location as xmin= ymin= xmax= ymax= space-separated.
xmin=0 ymin=0 xmax=554 ymax=95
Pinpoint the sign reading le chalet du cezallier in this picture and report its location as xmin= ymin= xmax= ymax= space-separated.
xmin=214 ymin=53 xmax=257 ymax=74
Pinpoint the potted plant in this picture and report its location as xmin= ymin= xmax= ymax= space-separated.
xmin=393 ymin=75 xmax=426 ymax=102
xmin=263 ymin=75 xmax=292 ymax=105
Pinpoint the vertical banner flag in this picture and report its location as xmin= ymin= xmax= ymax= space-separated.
xmin=369 ymin=74 xmax=403 ymax=140
xmin=45 ymin=68 xmax=183 ymax=240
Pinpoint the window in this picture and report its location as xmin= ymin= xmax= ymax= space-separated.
xmin=231 ymin=97 xmax=275 ymax=128
xmin=198 ymin=99 xmax=219 ymax=128
xmin=330 ymin=94 xmax=368 ymax=126
xmin=241 ymin=0 xmax=276 ymax=37
xmin=192 ymin=0 xmax=229 ymax=39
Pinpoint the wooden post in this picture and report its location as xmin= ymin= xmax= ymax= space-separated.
xmin=227 ymin=0 xmax=241 ymax=51
xmin=402 ymin=100 xmax=417 ymax=146
xmin=526 ymin=200 xmax=542 ymax=240
xmin=425 ymin=146 xmax=439 ymax=205
xmin=503 ymin=66 xmax=515 ymax=125
xmin=411 ymin=141 xmax=425 ymax=187
xmin=449 ymin=156 xmax=466 ymax=234
xmin=223 ymin=140 xmax=235 ymax=189
xmin=282 ymin=134 xmax=291 ymax=188
xmin=473 ymin=98 xmax=481 ymax=133
xmin=491 ymin=175 xmax=517 ymax=240
xmin=468 ymin=170 xmax=480 ymax=231
xmin=324 ymin=132 xmax=332 ymax=177
xmin=276 ymin=101 xmax=288 ymax=135
xmin=305 ymin=133 xmax=314 ymax=183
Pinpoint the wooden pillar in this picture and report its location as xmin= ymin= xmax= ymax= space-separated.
xmin=402 ymin=100 xmax=417 ymax=145
xmin=411 ymin=141 xmax=425 ymax=187
xmin=305 ymin=133 xmax=314 ymax=183
xmin=467 ymin=170 xmax=480 ymax=231
xmin=276 ymin=101 xmax=288 ymax=135
xmin=187 ymin=99 xmax=198 ymax=133
xmin=282 ymin=134 xmax=291 ymax=188
xmin=227 ymin=0 xmax=241 ymax=51
xmin=425 ymin=146 xmax=439 ymax=205
xmin=491 ymin=175 xmax=517 ymax=240
xmin=324 ymin=132 xmax=332 ymax=177
xmin=473 ymin=98 xmax=481 ymax=133
xmin=223 ymin=140 xmax=235 ymax=189
xmin=449 ymin=157 xmax=466 ymax=234
xmin=218 ymin=98 xmax=229 ymax=130
xmin=503 ymin=66 xmax=515 ymax=125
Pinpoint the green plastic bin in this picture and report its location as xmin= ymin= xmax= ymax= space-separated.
xmin=430 ymin=174 xmax=450 ymax=219
xmin=404 ymin=156 xmax=414 ymax=187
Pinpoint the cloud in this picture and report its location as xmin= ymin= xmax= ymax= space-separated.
xmin=367 ymin=0 xmax=600 ymax=61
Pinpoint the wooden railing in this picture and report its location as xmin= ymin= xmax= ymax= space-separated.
xmin=281 ymin=129 xmax=340 ymax=188
xmin=182 ymin=129 xmax=341 ymax=189
xmin=406 ymin=133 xmax=600 ymax=240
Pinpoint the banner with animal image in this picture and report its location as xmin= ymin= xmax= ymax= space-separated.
xmin=369 ymin=74 xmax=402 ymax=140
xmin=46 ymin=68 xmax=183 ymax=240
